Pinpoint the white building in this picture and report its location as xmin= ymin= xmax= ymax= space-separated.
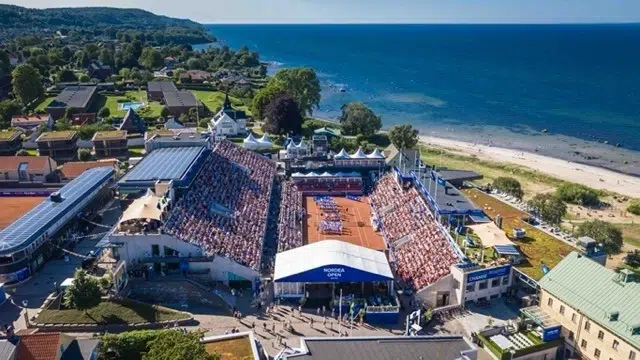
xmin=208 ymin=94 xmax=248 ymax=136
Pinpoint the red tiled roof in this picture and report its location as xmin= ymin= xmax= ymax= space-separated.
xmin=11 ymin=114 xmax=50 ymax=124
xmin=17 ymin=333 xmax=61 ymax=360
xmin=61 ymin=160 xmax=117 ymax=179
xmin=0 ymin=156 xmax=52 ymax=172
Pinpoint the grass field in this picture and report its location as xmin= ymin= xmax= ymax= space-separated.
xmin=35 ymin=96 xmax=57 ymax=112
xmin=464 ymin=188 xmax=576 ymax=280
xmin=96 ymin=91 xmax=163 ymax=118
xmin=616 ymin=224 xmax=640 ymax=248
xmin=204 ymin=337 xmax=254 ymax=360
xmin=192 ymin=90 xmax=250 ymax=115
xmin=36 ymin=300 xmax=189 ymax=325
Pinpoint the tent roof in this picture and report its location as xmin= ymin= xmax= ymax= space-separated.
xmin=366 ymin=148 xmax=385 ymax=159
xmin=243 ymin=133 xmax=258 ymax=143
xmin=291 ymin=172 xmax=306 ymax=177
xmin=295 ymin=141 xmax=307 ymax=149
xmin=468 ymin=222 xmax=514 ymax=248
xmin=119 ymin=190 xmax=163 ymax=224
xmin=350 ymin=147 xmax=367 ymax=159
xmin=258 ymin=134 xmax=272 ymax=144
xmin=274 ymin=240 xmax=393 ymax=283
xmin=335 ymin=148 xmax=350 ymax=159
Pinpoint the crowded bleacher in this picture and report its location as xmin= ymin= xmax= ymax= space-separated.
xmin=277 ymin=180 xmax=304 ymax=253
xmin=369 ymin=174 xmax=460 ymax=291
xmin=163 ymin=141 xmax=276 ymax=271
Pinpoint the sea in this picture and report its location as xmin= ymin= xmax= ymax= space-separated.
xmin=199 ymin=24 xmax=640 ymax=174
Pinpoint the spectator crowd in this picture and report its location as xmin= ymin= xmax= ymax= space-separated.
xmin=164 ymin=141 xmax=276 ymax=271
xmin=277 ymin=180 xmax=304 ymax=253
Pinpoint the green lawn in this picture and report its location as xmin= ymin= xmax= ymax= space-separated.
xmin=128 ymin=147 xmax=146 ymax=157
xmin=36 ymin=300 xmax=189 ymax=325
xmin=615 ymin=223 xmax=640 ymax=248
xmin=191 ymin=90 xmax=251 ymax=115
xmin=97 ymin=91 xmax=163 ymax=118
xmin=25 ymin=149 xmax=38 ymax=156
xmin=35 ymin=96 xmax=56 ymax=112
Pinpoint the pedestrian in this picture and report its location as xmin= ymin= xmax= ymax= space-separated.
xmin=322 ymin=305 xmax=326 ymax=316
xmin=263 ymin=322 xmax=267 ymax=331
xmin=316 ymin=307 xmax=321 ymax=316
xmin=251 ymin=321 xmax=255 ymax=329
xmin=323 ymin=317 xmax=327 ymax=328
xmin=298 ymin=305 xmax=302 ymax=315
xmin=272 ymin=322 xmax=276 ymax=333
xmin=310 ymin=318 xmax=314 ymax=328
xmin=331 ymin=308 xmax=335 ymax=319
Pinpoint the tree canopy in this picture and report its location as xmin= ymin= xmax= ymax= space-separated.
xmin=63 ymin=268 xmax=101 ymax=312
xmin=339 ymin=102 xmax=382 ymax=137
xmin=263 ymin=94 xmax=303 ymax=135
xmin=555 ymin=183 xmax=600 ymax=206
xmin=252 ymin=82 xmax=287 ymax=120
xmin=11 ymin=63 xmax=44 ymax=107
xmin=388 ymin=124 xmax=419 ymax=149
xmin=142 ymin=330 xmax=218 ymax=360
xmin=625 ymin=250 xmax=640 ymax=268
xmin=139 ymin=47 xmax=163 ymax=70
xmin=493 ymin=177 xmax=524 ymax=200
xmin=269 ymin=68 xmax=321 ymax=116
xmin=627 ymin=202 xmax=640 ymax=215
xmin=576 ymin=219 xmax=623 ymax=255
xmin=527 ymin=193 xmax=566 ymax=225
xmin=77 ymin=148 xmax=92 ymax=161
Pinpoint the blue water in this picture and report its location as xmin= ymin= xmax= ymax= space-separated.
xmin=121 ymin=102 xmax=143 ymax=110
xmin=202 ymin=24 xmax=640 ymax=152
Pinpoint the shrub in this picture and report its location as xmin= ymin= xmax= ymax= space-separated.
xmin=555 ymin=183 xmax=600 ymax=206
xmin=576 ymin=220 xmax=623 ymax=254
xmin=627 ymin=202 xmax=640 ymax=215
xmin=493 ymin=177 xmax=524 ymax=199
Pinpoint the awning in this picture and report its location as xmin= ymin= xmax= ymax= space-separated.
xmin=274 ymin=240 xmax=393 ymax=283
xmin=468 ymin=222 xmax=514 ymax=248
xmin=119 ymin=191 xmax=163 ymax=224
xmin=494 ymin=244 xmax=521 ymax=256
xmin=490 ymin=335 xmax=516 ymax=351
xmin=469 ymin=214 xmax=491 ymax=223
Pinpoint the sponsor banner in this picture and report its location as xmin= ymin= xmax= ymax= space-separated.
xmin=543 ymin=325 xmax=562 ymax=342
xmin=0 ymin=190 xmax=54 ymax=197
xmin=466 ymin=265 xmax=511 ymax=283
xmin=276 ymin=265 xmax=392 ymax=283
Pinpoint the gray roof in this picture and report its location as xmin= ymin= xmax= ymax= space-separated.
xmin=437 ymin=169 xmax=483 ymax=183
xmin=0 ymin=167 xmax=115 ymax=256
xmin=539 ymin=252 xmax=640 ymax=350
xmin=415 ymin=170 xmax=479 ymax=214
xmin=61 ymin=339 xmax=100 ymax=360
xmin=148 ymin=81 xmax=178 ymax=92
xmin=118 ymin=146 xmax=206 ymax=187
xmin=47 ymin=86 xmax=97 ymax=109
xmin=163 ymin=90 xmax=200 ymax=108
xmin=0 ymin=339 xmax=17 ymax=360
xmin=285 ymin=336 xmax=476 ymax=360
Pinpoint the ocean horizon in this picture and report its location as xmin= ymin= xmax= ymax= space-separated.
xmin=198 ymin=24 xmax=640 ymax=174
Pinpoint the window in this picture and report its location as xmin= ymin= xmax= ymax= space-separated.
xmin=595 ymin=349 xmax=601 ymax=359
xmin=453 ymin=279 xmax=460 ymax=289
xmin=547 ymin=298 xmax=553 ymax=307
xmin=598 ymin=331 xmax=604 ymax=340
xmin=613 ymin=340 xmax=619 ymax=350
xmin=502 ymin=276 xmax=509 ymax=285
xmin=560 ymin=305 xmax=565 ymax=315
xmin=466 ymin=283 xmax=475 ymax=293
xmin=572 ymin=313 xmax=577 ymax=323
xmin=491 ymin=278 xmax=500 ymax=288
xmin=581 ymin=340 xmax=588 ymax=349
xmin=585 ymin=321 xmax=591 ymax=332
xmin=478 ymin=281 xmax=488 ymax=290
xmin=630 ymin=350 xmax=636 ymax=360
xmin=568 ymin=331 xmax=575 ymax=341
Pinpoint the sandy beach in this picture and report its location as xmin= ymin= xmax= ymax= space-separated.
xmin=420 ymin=135 xmax=640 ymax=199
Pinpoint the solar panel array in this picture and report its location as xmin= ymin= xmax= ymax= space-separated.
xmin=0 ymin=167 xmax=115 ymax=255
xmin=119 ymin=147 xmax=205 ymax=185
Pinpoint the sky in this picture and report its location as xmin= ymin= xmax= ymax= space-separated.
xmin=3 ymin=0 xmax=640 ymax=24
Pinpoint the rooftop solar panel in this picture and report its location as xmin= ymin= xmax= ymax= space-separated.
xmin=119 ymin=147 xmax=205 ymax=185
xmin=0 ymin=167 xmax=115 ymax=255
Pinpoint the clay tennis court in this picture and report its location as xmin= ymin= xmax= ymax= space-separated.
xmin=0 ymin=197 xmax=45 ymax=230
xmin=304 ymin=196 xmax=387 ymax=251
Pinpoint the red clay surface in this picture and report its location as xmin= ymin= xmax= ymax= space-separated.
xmin=304 ymin=196 xmax=387 ymax=251
xmin=0 ymin=197 xmax=44 ymax=230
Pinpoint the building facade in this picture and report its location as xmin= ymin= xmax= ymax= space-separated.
xmin=0 ymin=131 xmax=22 ymax=155
xmin=36 ymin=131 xmax=79 ymax=161
xmin=92 ymin=130 xmax=128 ymax=158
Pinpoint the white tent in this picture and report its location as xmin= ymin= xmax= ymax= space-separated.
xmin=291 ymin=172 xmax=306 ymax=177
xmin=320 ymin=171 xmax=333 ymax=177
xmin=243 ymin=133 xmax=260 ymax=150
xmin=334 ymin=148 xmax=350 ymax=159
xmin=366 ymin=148 xmax=385 ymax=159
xmin=119 ymin=190 xmax=163 ymax=224
xmin=350 ymin=147 xmax=367 ymax=159
xmin=254 ymin=134 xmax=273 ymax=149
xmin=295 ymin=141 xmax=308 ymax=150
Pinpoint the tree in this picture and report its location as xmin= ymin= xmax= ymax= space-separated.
xmin=77 ymin=148 xmax=92 ymax=161
xmin=139 ymin=47 xmax=163 ymax=70
xmin=63 ymin=268 xmax=101 ymax=313
xmin=78 ymin=73 xmax=91 ymax=82
xmin=160 ymin=106 xmax=172 ymax=119
xmin=389 ymin=124 xmax=419 ymax=149
xmin=55 ymin=118 xmax=72 ymax=131
xmin=57 ymin=68 xmax=77 ymax=82
xmin=625 ymin=250 xmax=640 ymax=268
xmin=98 ymin=107 xmax=111 ymax=119
xmin=142 ymin=330 xmax=218 ymax=360
xmin=339 ymin=102 xmax=382 ymax=137
xmin=576 ymin=220 xmax=623 ymax=255
xmin=527 ymin=193 xmax=566 ymax=225
xmin=627 ymin=202 xmax=640 ymax=216
xmin=12 ymin=63 xmax=44 ymax=107
xmin=100 ymin=330 xmax=164 ymax=360
xmin=263 ymin=94 xmax=303 ymax=135
xmin=270 ymin=68 xmax=321 ymax=116
xmin=493 ymin=177 xmax=524 ymax=200
xmin=556 ymin=183 xmax=600 ymax=206
xmin=0 ymin=99 xmax=22 ymax=129
xmin=252 ymin=82 xmax=286 ymax=120
xmin=99 ymin=48 xmax=115 ymax=67
xmin=16 ymin=149 xmax=30 ymax=156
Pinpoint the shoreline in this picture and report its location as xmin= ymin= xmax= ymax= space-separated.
xmin=419 ymin=135 xmax=640 ymax=199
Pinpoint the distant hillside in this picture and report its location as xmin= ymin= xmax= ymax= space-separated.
xmin=0 ymin=5 xmax=202 ymax=30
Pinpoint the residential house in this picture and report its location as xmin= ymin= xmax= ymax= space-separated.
xmin=164 ymin=56 xmax=177 ymax=68
xmin=179 ymin=70 xmax=212 ymax=84
xmin=383 ymin=143 xmax=419 ymax=170
xmin=16 ymin=333 xmax=99 ymax=360
xmin=0 ymin=131 xmax=23 ymax=155
xmin=208 ymin=94 xmax=247 ymax=136
xmin=87 ymin=61 xmax=112 ymax=81
xmin=144 ymin=128 xmax=205 ymax=152
xmin=60 ymin=159 xmax=118 ymax=181
xmin=35 ymin=131 xmax=79 ymax=161
xmin=535 ymin=252 xmax=640 ymax=360
xmin=92 ymin=130 xmax=128 ymax=158
xmin=11 ymin=114 xmax=54 ymax=131
xmin=70 ymin=113 xmax=96 ymax=126
xmin=0 ymin=156 xmax=57 ymax=183
xmin=117 ymin=109 xmax=146 ymax=134
xmin=147 ymin=81 xmax=178 ymax=102
xmin=163 ymin=90 xmax=203 ymax=117
xmin=45 ymin=86 xmax=97 ymax=119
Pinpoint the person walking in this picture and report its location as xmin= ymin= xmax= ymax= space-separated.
xmin=310 ymin=317 xmax=314 ymax=328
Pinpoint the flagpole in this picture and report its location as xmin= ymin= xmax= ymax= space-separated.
xmin=338 ymin=288 xmax=343 ymax=335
